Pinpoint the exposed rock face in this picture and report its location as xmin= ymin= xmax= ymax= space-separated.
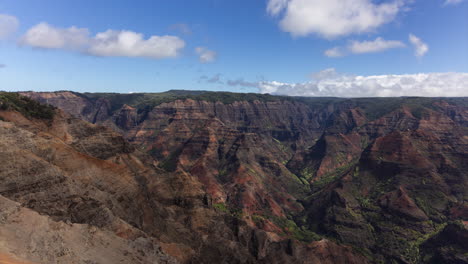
xmin=0 ymin=109 xmax=177 ymax=263
xmin=0 ymin=195 xmax=175 ymax=264
xmin=21 ymin=93 xmax=336 ymax=220
xmin=11 ymin=91 xmax=468 ymax=263
xmin=0 ymin=97 xmax=367 ymax=264
xmin=297 ymin=105 xmax=468 ymax=263
xmin=23 ymin=91 xmax=100 ymax=120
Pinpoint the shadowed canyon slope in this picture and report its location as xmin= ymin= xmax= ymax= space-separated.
xmin=2 ymin=91 xmax=467 ymax=263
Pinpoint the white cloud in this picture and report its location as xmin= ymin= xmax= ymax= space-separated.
xmin=267 ymin=0 xmax=406 ymax=38
xmin=20 ymin=23 xmax=185 ymax=59
xmin=0 ymin=14 xmax=19 ymax=39
xmin=324 ymin=47 xmax=345 ymax=58
xmin=409 ymin=34 xmax=428 ymax=57
xmin=195 ymin=47 xmax=217 ymax=63
xmin=89 ymin=30 xmax=184 ymax=58
xmin=21 ymin=23 xmax=89 ymax=50
xmin=325 ymin=37 xmax=405 ymax=57
xmin=267 ymin=0 xmax=289 ymax=15
xmin=349 ymin=37 xmax=405 ymax=54
xmin=241 ymin=69 xmax=468 ymax=97
xmin=444 ymin=0 xmax=464 ymax=5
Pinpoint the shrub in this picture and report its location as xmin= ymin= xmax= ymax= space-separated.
xmin=213 ymin=203 xmax=229 ymax=213
xmin=0 ymin=92 xmax=55 ymax=120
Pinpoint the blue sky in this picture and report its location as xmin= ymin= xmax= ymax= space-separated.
xmin=0 ymin=0 xmax=467 ymax=96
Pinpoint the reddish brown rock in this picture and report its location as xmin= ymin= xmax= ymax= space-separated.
xmin=15 ymin=92 xmax=468 ymax=263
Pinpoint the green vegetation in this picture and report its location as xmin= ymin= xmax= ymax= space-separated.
xmin=214 ymin=203 xmax=320 ymax=243
xmin=355 ymin=194 xmax=451 ymax=264
xmin=300 ymin=167 xmax=315 ymax=181
xmin=420 ymin=221 xmax=468 ymax=263
xmin=404 ymin=222 xmax=447 ymax=263
xmin=218 ymin=168 xmax=228 ymax=178
xmin=351 ymin=246 xmax=374 ymax=261
xmin=356 ymin=196 xmax=375 ymax=210
xmin=373 ymin=220 xmax=448 ymax=263
xmin=414 ymin=197 xmax=433 ymax=217
xmin=297 ymin=175 xmax=309 ymax=185
xmin=310 ymin=160 xmax=358 ymax=191
xmin=251 ymin=214 xmax=265 ymax=223
xmin=80 ymin=90 xmax=292 ymax=113
xmin=273 ymin=137 xmax=289 ymax=153
xmin=412 ymin=190 xmax=449 ymax=221
xmin=268 ymin=215 xmax=321 ymax=242
xmin=290 ymin=225 xmax=321 ymax=242
xmin=212 ymin=202 xmax=243 ymax=218
xmin=0 ymin=92 xmax=55 ymax=120
xmin=157 ymin=148 xmax=183 ymax=172
xmin=213 ymin=203 xmax=229 ymax=213
xmin=353 ymin=166 xmax=360 ymax=178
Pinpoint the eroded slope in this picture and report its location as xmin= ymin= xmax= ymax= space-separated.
xmin=17 ymin=91 xmax=468 ymax=263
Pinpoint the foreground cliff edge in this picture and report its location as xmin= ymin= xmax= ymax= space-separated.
xmin=1 ymin=91 xmax=467 ymax=263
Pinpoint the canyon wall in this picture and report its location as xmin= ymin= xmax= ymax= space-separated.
xmin=10 ymin=91 xmax=468 ymax=263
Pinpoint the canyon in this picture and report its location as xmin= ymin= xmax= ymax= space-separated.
xmin=0 ymin=90 xmax=466 ymax=263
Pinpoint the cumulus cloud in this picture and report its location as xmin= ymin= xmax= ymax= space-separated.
xmin=409 ymin=34 xmax=429 ymax=57
xmin=325 ymin=37 xmax=405 ymax=57
xmin=222 ymin=69 xmax=468 ymax=97
xmin=21 ymin=23 xmax=89 ymax=50
xmin=195 ymin=47 xmax=217 ymax=63
xmin=256 ymin=69 xmax=468 ymax=97
xmin=20 ymin=23 xmax=185 ymax=59
xmin=267 ymin=0 xmax=406 ymax=38
xmin=88 ymin=30 xmax=184 ymax=58
xmin=0 ymin=14 xmax=19 ymax=39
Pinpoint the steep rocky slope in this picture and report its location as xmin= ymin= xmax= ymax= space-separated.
xmin=11 ymin=91 xmax=468 ymax=263
xmin=1 ymin=92 xmax=369 ymax=264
